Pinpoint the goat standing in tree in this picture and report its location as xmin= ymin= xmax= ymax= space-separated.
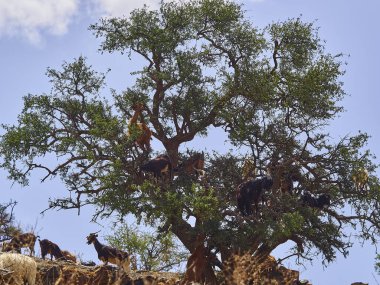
xmin=352 ymin=167 xmax=369 ymax=191
xmin=241 ymin=158 xmax=256 ymax=180
xmin=236 ymin=176 xmax=274 ymax=216
xmin=127 ymin=103 xmax=152 ymax=152
xmin=86 ymin=232 xmax=131 ymax=274
xmin=300 ymin=192 xmax=331 ymax=209
xmin=174 ymin=152 xmax=206 ymax=178
xmin=267 ymin=159 xmax=301 ymax=195
xmin=139 ymin=154 xmax=173 ymax=182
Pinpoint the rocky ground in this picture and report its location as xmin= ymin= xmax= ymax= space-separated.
xmin=35 ymin=258 xmax=181 ymax=285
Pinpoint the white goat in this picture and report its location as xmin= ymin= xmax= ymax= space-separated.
xmin=0 ymin=252 xmax=37 ymax=285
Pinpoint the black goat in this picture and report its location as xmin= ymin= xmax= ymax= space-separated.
xmin=300 ymin=192 xmax=331 ymax=209
xmin=236 ymin=176 xmax=273 ymax=216
xmin=139 ymin=154 xmax=172 ymax=181
xmin=86 ymin=232 xmax=130 ymax=273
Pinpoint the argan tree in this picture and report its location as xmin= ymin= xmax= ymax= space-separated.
xmin=1 ymin=0 xmax=379 ymax=282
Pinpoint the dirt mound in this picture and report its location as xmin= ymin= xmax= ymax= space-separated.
xmin=26 ymin=258 xmax=180 ymax=285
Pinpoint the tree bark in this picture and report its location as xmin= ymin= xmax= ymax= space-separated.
xmin=163 ymin=140 xmax=180 ymax=167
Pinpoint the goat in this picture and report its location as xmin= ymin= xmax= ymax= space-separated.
xmin=0 ymin=252 xmax=37 ymax=285
xmin=1 ymin=241 xmax=19 ymax=254
xmin=127 ymin=103 xmax=152 ymax=151
xmin=300 ymin=192 xmax=331 ymax=209
xmin=241 ymin=158 xmax=256 ymax=180
xmin=1 ymin=232 xmax=37 ymax=256
xmin=139 ymin=154 xmax=172 ymax=181
xmin=267 ymin=159 xmax=301 ymax=194
xmin=39 ymin=238 xmax=65 ymax=260
xmin=86 ymin=232 xmax=131 ymax=274
xmin=62 ymin=250 xmax=77 ymax=263
xmin=279 ymin=172 xmax=300 ymax=194
xmin=352 ymin=167 xmax=369 ymax=191
xmin=180 ymin=234 xmax=217 ymax=285
xmin=174 ymin=152 xmax=206 ymax=178
xmin=236 ymin=176 xmax=273 ymax=216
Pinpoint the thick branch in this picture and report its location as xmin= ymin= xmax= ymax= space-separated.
xmin=270 ymin=39 xmax=280 ymax=75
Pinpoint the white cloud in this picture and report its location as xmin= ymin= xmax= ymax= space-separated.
xmin=0 ymin=0 xmax=78 ymax=44
xmin=92 ymin=0 xmax=206 ymax=18
xmin=91 ymin=0 xmax=267 ymax=18
xmin=91 ymin=0 xmax=159 ymax=18
xmin=0 ymin=0 xmax=266 ymax=44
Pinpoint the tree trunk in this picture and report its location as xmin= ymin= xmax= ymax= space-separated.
xmin=169 ymin=216 xmax=196 ymax=251
xmin=163 ymin=140 xmax=180 ymax=167
xmin=163 ymin=138 xmax=219 ymax=284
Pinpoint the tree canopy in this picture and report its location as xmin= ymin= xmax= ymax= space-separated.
xmin=1 ymin=0 xmax=379 ymax=279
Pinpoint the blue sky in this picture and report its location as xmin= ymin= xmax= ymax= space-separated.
xmin=0 ymin=0 xmax=379 ymax=284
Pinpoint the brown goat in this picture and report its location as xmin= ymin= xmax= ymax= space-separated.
xmin=175 ymin=152 xmax=205 ymax=178
xmin=180 ymin=234 xmax=217 ymax=285
xmin=39 ymin=238 xmax=65 ymax=260
xmin=62 ymin=250 xmax=77 ymax=263
xmin=127 ymin=103 xmax=152 ymax=151
xmin=2 ymin=232 xmax=37 ymax=256
xmin=241 ymin=158 xmax=256 ymax=180
xmin=86 ymin=232 xmax=131 ymax=274
xmin=352 ymin=167 xmax=369 ymax=191
xmin=267 ymin=160 xmax=301 ymax=194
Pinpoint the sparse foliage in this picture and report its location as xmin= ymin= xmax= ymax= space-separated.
xmin=105 ymin=224 xmax=187 ymax=271
xmin=0 ymin=201 xmax=21 ymax=242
